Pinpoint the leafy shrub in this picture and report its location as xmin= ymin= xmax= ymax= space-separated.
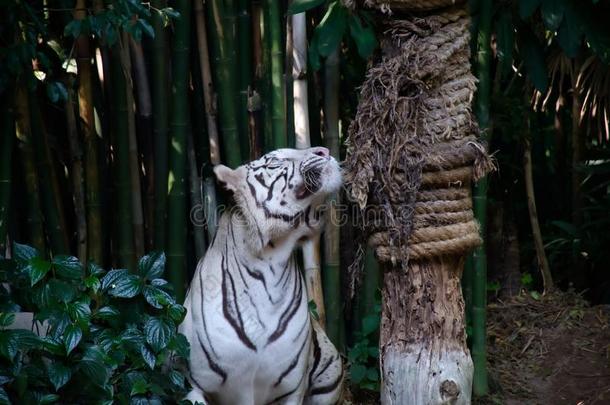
xmin=348 ymin=306 xmax=381 ymax=392
xmin=0 ymin=243 xmax=190 ymax=404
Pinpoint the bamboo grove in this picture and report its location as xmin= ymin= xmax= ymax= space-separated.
xmin=0 ymin=0 xmax=366 ymax=353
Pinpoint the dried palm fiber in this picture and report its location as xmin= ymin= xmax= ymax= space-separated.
xmin=344 ymin=7 xmax=494 ymax=293
xmin=363 ymin=0 xmax=465 ymax=12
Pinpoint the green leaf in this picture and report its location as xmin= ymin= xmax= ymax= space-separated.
xmin=0 ymin=313 xmax=15 ymax=328
xmin=348 ymin=14 xmax=377 ymax=59
xmin=64 ymin=20 xmax=82 ymax=38
xmin=79 ymin=346 xmax=109 ymax=386
xmin=0 ymin=331 xmax=19 ymax=360
xmin=366 ymin=367 xmax=379 ymax=381
xmin=137 ymin=19 xmax=154 ymax=39
xmin=130 ymin=377 xmax=148 ymax=396
xmin=350 ymin=363 xmax=367 ymax=384
xmin=84 ymin=275 xmax=101 ymax=292
xmin=13 ymin=243 xmax=39 ymax=264
xmin=556 ymin=3 xmax=582 ymax=58
xmin=519 ymin=28 xmax=548 ymax=92
xmin=309 ymin=31 xmax=322 ymax=71
xmin=168 ymin=333 xmax=190 ymax=358
xmin=102 ymin=269 xmax=142 ymax=298
xmin=42 ymin=337 xmax=65 ymax=356
xmin=109 ymin=274 xmax=142 ymax=298
xmin=68 ymin=300 xmax=91 ymax=322
xmin=46 ymin=82 xmax=68 ymax=104
xmin=551 ymin=220 xmax=578 ymax=236
xmin=95 ymin=306 xmax=120 ymax=321
xmin=49 ymin=279 xmax=77 ymax=303
xmin=138 ymin=252 xmax=165 ymax=280
xmin=46 ymin=361 xmax=71 ymax=391
xmin=140 ymin=344 xmax=156 ymax=369
xmin=52 ymin=255 xmax=83 ymax=279
xmin=315 ymin=1 xmax=348 ymax=57
xmin=144 ymin=317 xmax=175 ymax=352
xmin=519 ymin=0 xmax=542 ymax=18
xmin=64 ymin=324 xmax=82 ymax=355
xmin=143 ymin=285 xmax=174 ymax=309
xmin=168 ymin=370 xmax=185 ymax=387
xmin=361 ymin=314 xmax=380 ymax=336
xmin=541 ymin=0 xmax=564 ymax=31
xmin=150 ymin=278 xmax=168 ymax=287
xmin=87 ymin=262 xmax=105 ymax=277
xmin=495 ymin=10 xmax=514 ymax=78
xmin=167 ymin=304 xmax=186 ymax=323
xmin=39 ymin=394 xmax=60 ymax=404
xmin=27 ymin=257 xmax=51 ymax=286
xmin=288 ymin=0 xmax=326 ymax=15
xmin=0 ymin=387 xmax=8 ymax=404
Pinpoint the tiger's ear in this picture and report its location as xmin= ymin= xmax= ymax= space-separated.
xmin=214 ymin=164 xmax=241 ymax=192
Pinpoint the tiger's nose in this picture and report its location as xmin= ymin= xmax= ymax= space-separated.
xmin=310 ymin=147 xmax=329 ymax=158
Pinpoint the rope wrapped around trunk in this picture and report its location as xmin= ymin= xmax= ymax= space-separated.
xmin=363 ymin=0 xmax=466 ymax=12
xmin=344 ymin=7 xmax=494 ymax=294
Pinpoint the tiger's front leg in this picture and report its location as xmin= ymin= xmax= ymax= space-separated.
xmin=305 ymin=321 xmax=344 ymax=405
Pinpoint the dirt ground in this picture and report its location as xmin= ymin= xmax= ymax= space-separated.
xmin=345 ymin=291 xmax=610 ymax=405
xmin=480 ymin=291 xmax=610 ymax=405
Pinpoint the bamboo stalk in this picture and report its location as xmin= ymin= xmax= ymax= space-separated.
xmin=120 ymin=32 xmax=145 ymax=259
xmin=111 ymin=38 xmax=136 ymax=269
xmin=237 ymin=0 xmax=252 ymax=159
xmin=472 ymin=0 xmax=492 ymax=395
xmin=65 ymin=80 xmax=88 ymax=262
xmin=194 ymin=0 xmax=221 ymax=237
xmin=264 ymin=0 xmax=287 ymax=149
xmin=151 ymin=0 xmax=170 ymax=252
xmin=129 ymin=37 xmax=155 ymax=252
xmin=29 ymin=94 xmax=70 ymax=255
xmin=293 ymin=12 xmax=311 ymax=149
xmin=292 ymin=11 xmax=326 ymax=329
xmin=0 ymin=92 xmax=14 ymax=251
xmin=322 ymin=48 xmax=344 ymax=349
xmin=75 ymin=0 xmax=103 ymax=264
xmin=251 ymin=0 xmax=265 ymax=156
xmin=208 ymin=0 xmax=242 ymax=167
xmin=188 ymin=132 xmax=207 ymax=260
xmin=15 ymin=86 xmax=45 ymax=253
xmin=167 ymin=0 xmax=192 ymax=302
xmin=285 ymin=10 xmax=295 ymax=148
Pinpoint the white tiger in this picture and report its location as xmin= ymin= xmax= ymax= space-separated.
xmin=179 ymin=147 xmax=344 ymax=404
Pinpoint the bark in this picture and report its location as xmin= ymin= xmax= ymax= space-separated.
xmin=381 ymin=257 xmax=473 ymax=405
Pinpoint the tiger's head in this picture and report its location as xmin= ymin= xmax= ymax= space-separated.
xmin=214 ymin=147 xmax=342 ymax=251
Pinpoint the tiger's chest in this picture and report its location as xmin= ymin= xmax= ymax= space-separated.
xmin=181 ymin=237 xmax=314 ymax=402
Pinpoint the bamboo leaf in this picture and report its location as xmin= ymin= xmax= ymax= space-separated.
xmin=556 ymin=12 xmax=581 ymax=57
xmin=348 ymin=14 xmax=377 ymax=59
xmin=288 ymin=0 xmax=326 ymax=15
xmin=495 ymin=9 xmax=514 ymax=78
xmin=519 ymin=28 xmax=549 ymax=92
xmin=519 ymin=0 xmax=542 ymax=18
xmin=541 ymin=0 xmax=564 ymax=31
xmin=315 ymin=1 xmax=347 ymax=57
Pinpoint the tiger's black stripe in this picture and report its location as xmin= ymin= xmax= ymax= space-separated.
xmin=221 ymin=248 xmax=257 ymax=351
xmin=196 ymin=331 xmax=227 ymax=384
xmin=309 ymin=368 xmax=343 ymax=396
xmin=267 ymin=270 xmax=303 ymax=344
xmin=273 ymin=329 xmax=310 ymax=387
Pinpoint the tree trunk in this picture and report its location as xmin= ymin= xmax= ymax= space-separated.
xmin=524 ymin=137 xmax=553 ymax=293
xmin=381 ymin=257 xmax=473 ymax=405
